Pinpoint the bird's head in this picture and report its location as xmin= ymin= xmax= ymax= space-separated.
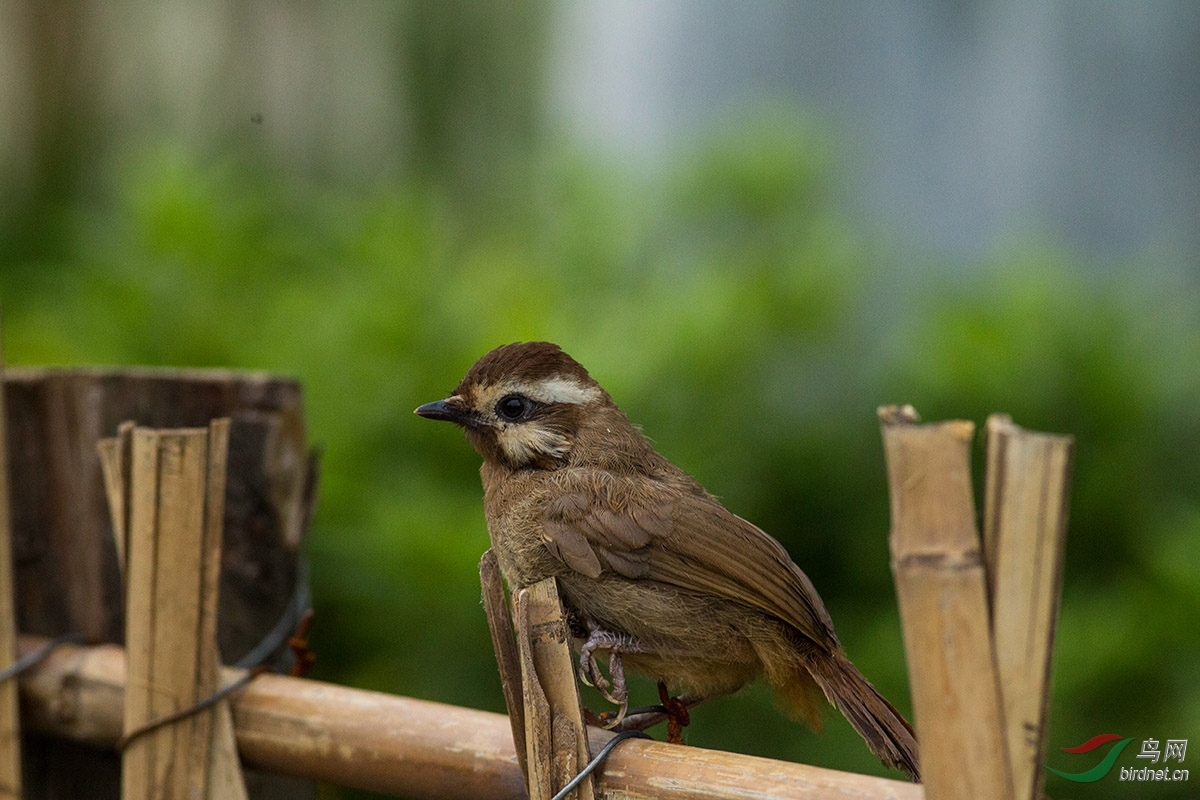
xmin=415 ymin=341 xmax=620 ymax=470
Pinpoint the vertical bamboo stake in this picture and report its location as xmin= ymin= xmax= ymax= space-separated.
xmin=122 ymin=427 xmax=166 ymax=799
xmin=983 ymin=415 xmax=1073 ymax=800
xmin=198 ymin=419 xmax=246 ymax=799
xmin=117 ymin=422 xmax=247 ymax=800
xmin=879 ymin=405 xmax=1014 ymax=800
xmin=193 ymin=418 xmax=228 ymax=793
xmin=0 ymin=307 xmax=21 ymax=800
xmin=514 ymin=578 xmax=594 ymax=800
xmin=97 ymin=421 xmax=135 ymax=577
xmin=516 ymin=596 xmax=553 ymax=800
xmin=480 ymin=550 xmax=529 ymax=784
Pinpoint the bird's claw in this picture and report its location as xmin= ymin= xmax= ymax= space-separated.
xmin=598 ymin=652 xmax=628 ymax=726
xmin=578 ymin=626 xmax=631 ymax=727
xmin=577 ymin=640 xmax=608 ymax=691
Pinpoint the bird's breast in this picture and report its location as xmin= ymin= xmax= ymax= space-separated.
xmin=481 ymin=469 xmax=564 ymax=589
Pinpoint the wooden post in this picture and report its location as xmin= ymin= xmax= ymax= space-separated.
xmin=879 ymin=405 xmax=1014 ymax=800
xmin=120 ymin=421 xmax=248 ymax=800
xmin=0 ymin=310 xmax=21 ymax=800
xmin=514 ymin=578 xmax=594 ymax=800
xmin=96 ymin=421 xmax=135 ymax=578
xmin=479 ymin=550 xmax=528 ymax=784
xmin=4 ymin=368 xmax=316 ymax=800
xmin=983 ymin=415 xmax=1072 ymax=800
xmin=482 ymin=557 xmax=595 ymax=799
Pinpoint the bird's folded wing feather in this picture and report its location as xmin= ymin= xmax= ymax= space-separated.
xmin=541 ymin=468 xmax=837 ymax=647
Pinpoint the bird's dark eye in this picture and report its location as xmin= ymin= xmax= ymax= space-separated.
xmin=496 ymin=394 xmax=529 ymax=421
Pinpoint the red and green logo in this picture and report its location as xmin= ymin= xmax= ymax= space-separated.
xmin=1047 ymin=734 xmax=1135 ymax=782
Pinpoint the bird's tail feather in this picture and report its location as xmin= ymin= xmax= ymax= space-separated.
xmin=804 ymin=649 xmax=921 ymax=781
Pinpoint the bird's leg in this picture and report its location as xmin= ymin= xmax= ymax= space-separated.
xmin=577 ymin=622 xmax=645 ymax=728
xmin=658 ymin=680 xmax=690 ymax=744
xmin=612 ymin=692 xmax=716 ymax=735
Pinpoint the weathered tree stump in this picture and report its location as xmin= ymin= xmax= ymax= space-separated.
xmin=4 ymin=367 xmax=318 ymax=800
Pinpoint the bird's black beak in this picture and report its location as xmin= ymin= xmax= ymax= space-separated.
xmin=414 ymin=396 xmax=470 ymax=425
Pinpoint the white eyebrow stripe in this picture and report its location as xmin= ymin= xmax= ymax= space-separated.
xmin=513 ymin=377 xmax=600 ymax=405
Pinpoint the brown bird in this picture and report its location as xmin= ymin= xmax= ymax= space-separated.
xmin=416 ymin=341 xmax=920 ymax=780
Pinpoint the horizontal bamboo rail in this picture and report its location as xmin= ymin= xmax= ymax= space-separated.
xmin=16 ymin=635 xmax=922 ymax=800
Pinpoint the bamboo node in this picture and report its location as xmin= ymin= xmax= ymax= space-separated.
xmin=530 ymin=617 xmax=570 ymax=645
xmin=891 ymin=548 xmax=984 ymax=571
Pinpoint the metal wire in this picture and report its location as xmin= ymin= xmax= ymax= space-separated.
xmin=0 ymin=632 xmax=89 ymax=683
xmin=116 ymin=665 xmax=269 ymax=751
xmin=0 ymin=558 xmax=308 ymax=684
xmin=235 ymin=556 xmax=311 ymax=669
xmin=549 ymin=729 xmax=651 ymax=800
xmin=120 ymin=548 xmax=313 ymax=750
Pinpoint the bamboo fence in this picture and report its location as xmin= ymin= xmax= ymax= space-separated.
xmin=0 ymin=368 xmax=1073 ymax=800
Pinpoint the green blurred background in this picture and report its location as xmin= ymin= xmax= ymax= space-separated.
xmin=1 ymin=4 xmax=1197 ymax=798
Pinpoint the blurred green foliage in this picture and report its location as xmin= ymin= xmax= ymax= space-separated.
xmin=2 ymin=107 xmax=1198 ymax=800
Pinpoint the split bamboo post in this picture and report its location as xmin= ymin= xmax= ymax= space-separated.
xmin=480 ymin=550 xmax=528 ymax=783
xmin=0 ymin=311 xmax=20 ymax=800
xmin=96 ymin=421 xmax=135 ymax=578
xmin=514 ymin=577 xmax=595 ymax=800
xmin=15 ymin=635 xmax=924 ymax=800
xmin=118 ymin=421 xmax=248 ymax=800
xmin=879 ymin=405 xmax=1015 ymax=800
xmin=6 ymin=367 xmax=316 ymax=799
xmin=983 ymin=415 xmax=1073 ymax=800
xmin=196 ymin=419 xmax=248 ymax=799
xmin=5 ymin=367 xmax=312 ymax=648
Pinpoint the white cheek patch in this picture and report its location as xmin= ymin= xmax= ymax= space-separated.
xmin=498 ymin=425 xmax=572 ymax=463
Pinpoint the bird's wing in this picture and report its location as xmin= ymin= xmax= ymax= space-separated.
xmin=540 ymin=468 xmax=838 ymax=647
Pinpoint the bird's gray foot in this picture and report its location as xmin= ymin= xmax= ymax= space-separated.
xmin=577 ymin=624 xmax=642 ymax=728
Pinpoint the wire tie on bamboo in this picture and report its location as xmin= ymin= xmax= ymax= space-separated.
xmin=549 ymin=730 xmax=650 ymax=800
xmin=116 ymin=603 xmax=316 ymax=752
xmin=116 ymin=665 xmax=270 ymax=752
xmin=0 ymin=632 xmax=89 ymax=683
